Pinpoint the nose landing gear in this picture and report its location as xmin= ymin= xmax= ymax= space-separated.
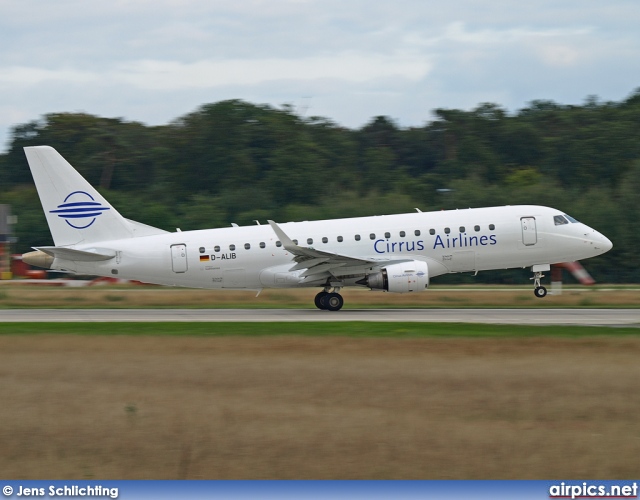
xmin=531 ymin=269 xmax=548 ymax=298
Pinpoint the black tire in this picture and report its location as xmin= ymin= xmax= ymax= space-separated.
xmin=325 ymin=292 xmax=344 ymax=311
xmin=534 ymin=286 xmax=547 ymax=298
xmin=314 ymin=291 xmax=329 ymax=310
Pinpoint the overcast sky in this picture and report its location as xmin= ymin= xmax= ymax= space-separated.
xmin=1 ymin=0 xmax=639 ymax=152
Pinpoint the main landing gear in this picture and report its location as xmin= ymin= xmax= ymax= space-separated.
xmin=531 ymin=270 xmax=548 ymax=298
xmin=314 ymin=288 xmax=344 ymax=311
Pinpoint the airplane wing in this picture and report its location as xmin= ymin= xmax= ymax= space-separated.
xmin=268 ymin=220 xmax=408 ymax=284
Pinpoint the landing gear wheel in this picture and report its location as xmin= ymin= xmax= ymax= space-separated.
xmin=314 ymin=291 xmax=329 ymax=310
xmin=531 ymin=270 xmax=547 ymax=298
xmin=325 ymin=292 xmax=344 ymax=311
xmin=534 ymin=286 xmax=547 ymax=298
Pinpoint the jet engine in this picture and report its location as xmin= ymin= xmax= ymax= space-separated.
xmin=358 ymin=261 xmax=429 ymax=293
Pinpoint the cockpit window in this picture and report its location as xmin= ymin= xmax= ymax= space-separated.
xmin=564 ymin=214 xmax=579 ymax=223
xmin=554 ymin=215 xmax=569 ymax=226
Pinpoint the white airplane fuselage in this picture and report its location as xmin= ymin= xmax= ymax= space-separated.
xmin=62 ymin=205 xmax=610 ymax=290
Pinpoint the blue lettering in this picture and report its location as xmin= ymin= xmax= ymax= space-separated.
xmin=375 ymin=239 xmax=426 ymax=253
xmin=431 ymin=233 xmax=496 ymax=249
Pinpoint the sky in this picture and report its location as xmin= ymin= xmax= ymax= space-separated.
xmin=1 ymin=0 xmax=640 ymax=152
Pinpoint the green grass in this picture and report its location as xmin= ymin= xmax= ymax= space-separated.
xmin=0 ymin=322 xmax=638 ymax=337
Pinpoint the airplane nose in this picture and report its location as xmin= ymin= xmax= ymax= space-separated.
xmin=594 ymin=232 xmax=613 ymax=253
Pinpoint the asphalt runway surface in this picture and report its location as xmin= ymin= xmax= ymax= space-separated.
xmin=1 ymin=308 xmax=639 ymax=326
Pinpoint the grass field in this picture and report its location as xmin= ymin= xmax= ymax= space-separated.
xmin=1 ymin=322 xmax=639 ymax=479
xmin=0 ymin=321 xmax=639 ymax=337
xmin=1 ymin=283 xmax=640 ymax=308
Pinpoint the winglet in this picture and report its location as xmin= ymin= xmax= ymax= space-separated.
xmin=267 ymin=220 xmax=299 ymax=252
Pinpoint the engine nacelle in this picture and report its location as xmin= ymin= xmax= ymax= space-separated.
xmin=362 ymin=261 xmax=429 ymax=293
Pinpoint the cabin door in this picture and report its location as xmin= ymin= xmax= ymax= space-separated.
xmin=171 ymin=244 xmax=188 ymax=273
xmin=521 ymin=217 xmax=537 ymax=246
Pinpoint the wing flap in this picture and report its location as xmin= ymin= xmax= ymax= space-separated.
xmin=289 ymin=257 xmax=329 ymax=271
xmin=299 ymin=262 xmax=346 ymax=277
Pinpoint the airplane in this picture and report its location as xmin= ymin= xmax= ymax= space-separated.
xmin=21 ymin=146 xmax=613 ymax=311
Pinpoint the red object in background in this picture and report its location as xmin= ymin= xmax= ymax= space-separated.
xmin=554 ymin=261 xmax=595 ymax=285
xmin=11 ymin=255 xmax=29 ymax=277
xmin=11 ymin=255 xmax=47 ymax=279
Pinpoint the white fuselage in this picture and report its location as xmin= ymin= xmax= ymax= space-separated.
xmin=57 ymin=205 xmax=612 ymax=290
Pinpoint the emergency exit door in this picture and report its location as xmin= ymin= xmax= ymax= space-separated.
xmin=171 ymin=244 xmax=188 ymax=273
xmin=521 ymin=217 xmax=537 ymax=246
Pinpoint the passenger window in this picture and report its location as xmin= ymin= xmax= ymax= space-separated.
xmin=337 ymin=236 xmax=343 ymax=242
xmin=399 ymin=231 xmax=405 ymax=237
xmin=244 ymin=243 xmax=250 ymax=250
xmin=414 ymin=230 xmax=421 ymax=236
xmin=459 ymin=226 xmax=465 ymax=233
xmin=489 ymin=224 xmax=495 ymax=230
xmin=429 ymin=229 xmax=435 ymax=235
xmin=307 ymin=238 xmax=313 ymax=245
xmin=554 ymin=215 xmax=569 ymax=225
xmin=259 ymin=242 xmax=265 ymax=249
xmin=276 ymin=241 xmax=282 ymax=247
xmin=214 ymin=245 xmax=220 ymax=252
xmin=355 ymin=234 xmax=361 ymax=241
xmin=322 ymin=237 xmax=328 ymax=243
xmin=229 ymin=244 xmax=236 ymax=251
xmin=474 ymin=225 xmax=480 ymax=232
xmin=293 ymin=239 xmax=298 ymax=245
xmin=444 ymin=227 xmax=450 ymax=234
xmin=385 ymin=232 xmax=390 ymax=238
xmin=199 ymin=247 xmax=205 ymax=253
xmin=370 ymin=233 xmax=376 ymax=240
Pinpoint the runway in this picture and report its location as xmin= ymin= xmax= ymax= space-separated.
xmin=1 ymin=308 xmax=639 ymax=326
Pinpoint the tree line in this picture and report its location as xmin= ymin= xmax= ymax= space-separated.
xmin=2 ymin=90 xmax=640 ymax=283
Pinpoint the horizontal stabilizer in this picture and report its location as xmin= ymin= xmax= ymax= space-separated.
xmin=36 ymin=246 xmax=116 ymax=262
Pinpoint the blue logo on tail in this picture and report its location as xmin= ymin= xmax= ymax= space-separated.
xmin=50 ymin=191 xmax=110 ymax=229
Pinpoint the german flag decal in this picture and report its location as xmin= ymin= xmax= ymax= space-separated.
xmin=199 ymin=255 xmax=210 ymax=262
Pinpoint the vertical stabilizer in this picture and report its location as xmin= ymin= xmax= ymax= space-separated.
xmin=24 ymin=146 xmax=134 ymax=246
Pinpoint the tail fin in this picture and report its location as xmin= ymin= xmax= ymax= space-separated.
xmin=24 ymin=146 xmax=136 ymax=246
